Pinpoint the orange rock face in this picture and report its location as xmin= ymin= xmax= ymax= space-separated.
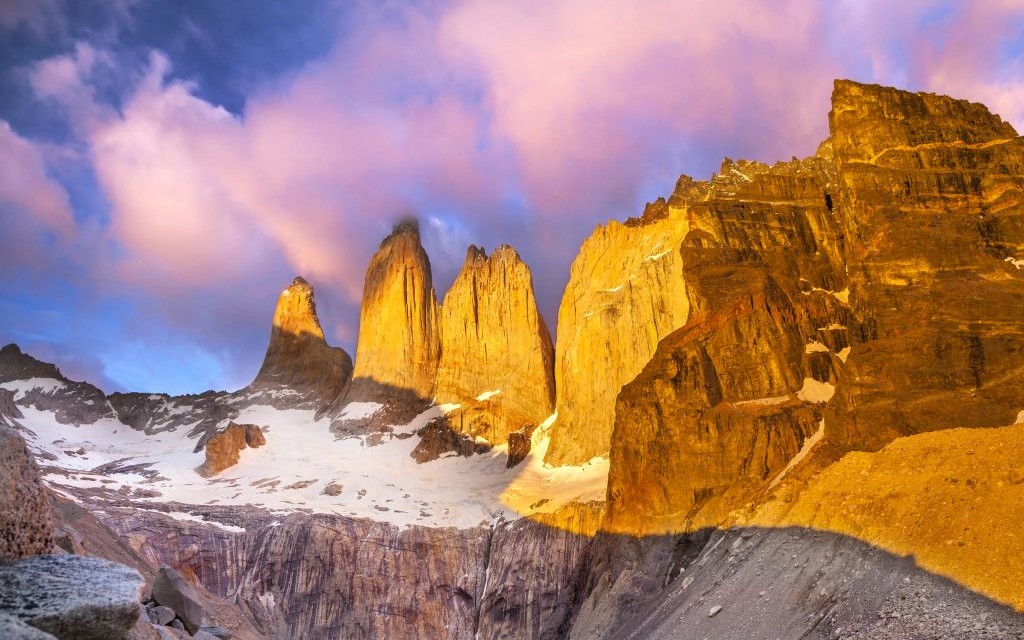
xmin=351 ymin=220 xmax=441 ymax=403
xmin=603 ymin=80 xmax=1024 ymax=535
xmin=434 ymin=245 xmax=555 ymax=447
xmin=198 ymin=422 xmax=266 ymax=477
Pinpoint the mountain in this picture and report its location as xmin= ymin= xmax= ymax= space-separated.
xmin=349 ymin=219 xmax=442 ymax=408
xmin=434 ymin=245 xmax=555 ymax=452
xmin=250 ymin=276 xmax=353 ymax=407
xmin=1 ymin=79 xmax=1023 ymax=640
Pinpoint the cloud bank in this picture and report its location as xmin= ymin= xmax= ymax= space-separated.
xmin=2 ymin=0 xmax=1022 ymax=393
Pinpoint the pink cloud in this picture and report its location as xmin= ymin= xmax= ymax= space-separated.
xmin=440 ymin=0 xmax=836 ymax=218
xmin=11 ymin=0 xmax=1024 ymax=392
xmin=0 ymin=120 xmax=74 ymax=267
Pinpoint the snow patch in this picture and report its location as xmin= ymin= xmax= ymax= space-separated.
xmin=0 ymin=377 xmax=66 ymax=401
xmin=476 ymin=389 xmax=502 ymax=402
xmin=770 ymin=419 xmax=825 ymax=488
xmin=836 ymin=347 xmax=852 ymax=363
xmin=1015 ymin=410 xmax=1024 ymax=425
xmin=804 ymin=341 xmax=830 ymax=354
xmin=338 ymin=402 xmax=382 ymax=421
xmin=797 ymin=378 xmax=835 ymax=403
xmin=1005 ymin=256 xmax=1024 ymax=270
xmin=733 ymin=395 xmax=790 ymax=407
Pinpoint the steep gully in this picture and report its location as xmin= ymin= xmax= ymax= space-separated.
xmin=3 ymin=79 xmax=1024 ymax=639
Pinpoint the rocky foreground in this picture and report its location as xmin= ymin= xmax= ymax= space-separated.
xmin=1 ymin=79 xmax=1023 ymax=639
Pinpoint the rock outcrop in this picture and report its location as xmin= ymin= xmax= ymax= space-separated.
xmin=0 ymin=554 xmax=145 ymax=640
xmin=545 ymin=203 xmax=692 ymax=466
xmin=250 ymin=277 xmax=353 ymax=406
xmin=0 ymin=425 xmax=54 ymax=562
xmin=349 ymin=220 xmax=442 ymax=409
xmin=434 ymin=245 xmax=555 ymax=447
xmin=603 ymin=151 xmax=850 ymax=535
xmin=197 ymin=423 xmax=266 ymax=477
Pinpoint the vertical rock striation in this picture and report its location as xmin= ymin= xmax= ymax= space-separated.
xmin=604 ymin=154 xmax=850 ymax=535
xmin=251 ymin=276 xmax=353 ymax=406
xmin=434 ymin=245 xmax=555 ymax=447
xmin=350 ymin=220 xmax=442 ymax=406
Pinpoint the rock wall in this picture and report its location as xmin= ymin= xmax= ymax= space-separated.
xmin=351 ymin=220 xmax=442 ymax=404
xmin=826 ymin=79 xmax=1024 ymax=450
xmin=100 ymin=507 xmax=598 ymax=640
xmin=434 ymin=245 xmax=555 ymax=446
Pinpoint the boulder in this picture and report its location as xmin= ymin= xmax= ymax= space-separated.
xmin=197 ymin=423 xmax=266 ymax=477
xmin=0 ymin=425 xmax=54 ymax=561
xmin=0 ymin=613 xmax=57 ymax=639
xmin=151 ymin=566 xmax=204 ymax=634
xmin=0 ymin=554 xmax=144 ymax=640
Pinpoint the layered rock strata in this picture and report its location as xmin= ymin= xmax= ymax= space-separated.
xmin=349 ymin=220 xmax=442 ymax=411
xmin=825 ymin=80 xmax=1024 ymax=450
xmin=251 ymin=276 xmax=353 ymax=407
xmin=604 ymin=152 xmax=851 ymax=534
xmin=434 ymin=245 xmax=555 ymax=446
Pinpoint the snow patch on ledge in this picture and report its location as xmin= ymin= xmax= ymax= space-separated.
xmin=476 ymin=389 xmax=502 ymax=402
xmin=796 ymin=378 xmax=836 ymax=403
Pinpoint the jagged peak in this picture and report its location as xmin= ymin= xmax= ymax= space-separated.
xmin=464 ymin=244 xmax=488 ymax=264
xmin=271 ymin=276 xmax=325 ymax=339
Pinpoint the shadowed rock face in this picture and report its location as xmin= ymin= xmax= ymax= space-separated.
xmin=251 ymin=277 xmax=353 ymax=406
xmin=350 ymin=220 xmax=442 ymax=404
xmin=434 ymin=245 xmax=555 ymax=447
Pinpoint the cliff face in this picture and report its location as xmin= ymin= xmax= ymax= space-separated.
xmin=251 ymin=276 xmax=353 ymax=406
xmin=434 ymin=245 xmax=555 ymax=447
xmin=545 ymin=203 xmax=691 ymax=466
xmin=350 ymin=220 xmax=442 ymax=405
xmin=603 ymin=153 xmax=851 ymax=535
xmin=101 ymin=508 xmax=593 ymax=640
xmin=603 ymin=79 xmax=1024 ymax=536
xmin=826 ymin=80 xmax=1024 ymax=450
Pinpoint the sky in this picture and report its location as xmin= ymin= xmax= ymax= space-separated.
xmin=1 ymin=0 xmax=1023 ymax=395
